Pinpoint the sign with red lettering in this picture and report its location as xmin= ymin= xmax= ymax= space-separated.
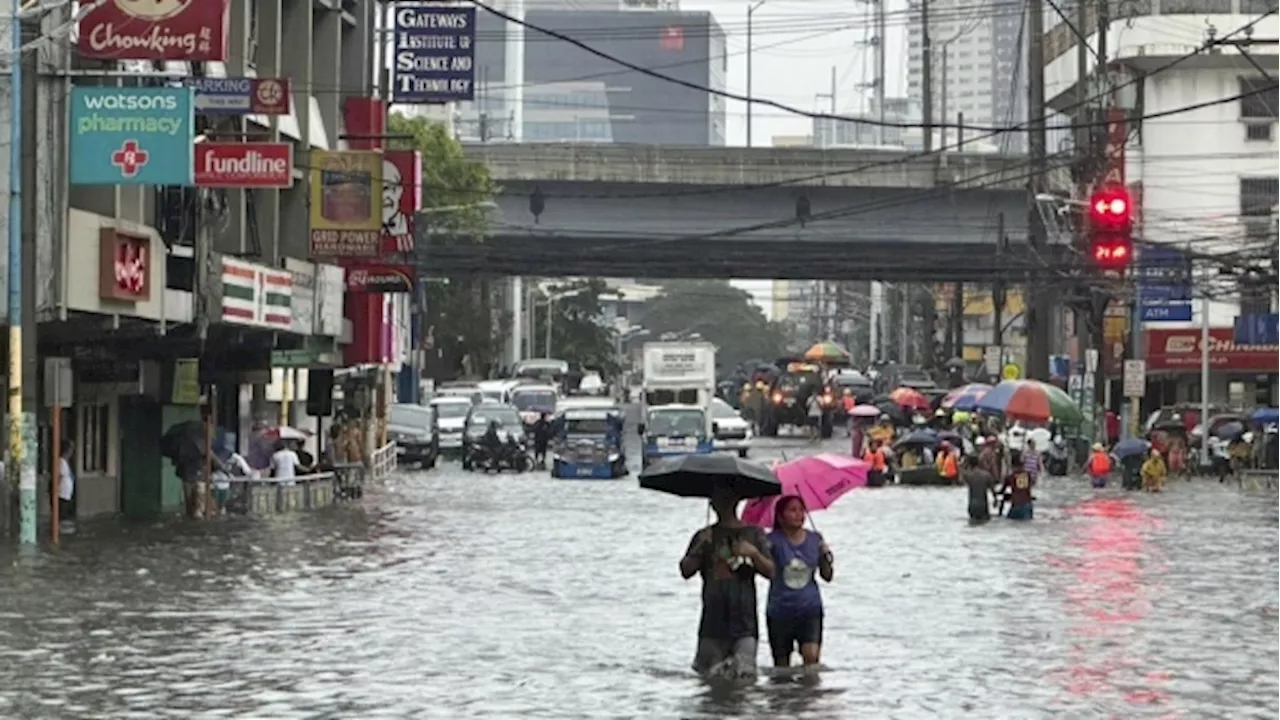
xmin=99 ymin=227 xmax=151 ymax=303
xmin=194 ymin=142 xmax=293 ymax=188
xmin=1144 ymin=328 xmax=1279 ymax=373
xmin=346 ymin=264 xmax=415 ymax=294
xmin=77 ymin=0 xmax=230 ymax=62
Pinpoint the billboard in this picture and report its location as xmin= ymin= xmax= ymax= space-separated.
xmin=194 ymin=142 xmax=293 ymax=188
xmin=1144 ymin=328 xmax=1279 ymax=373
xmin=381 ymin=150 xmax=422 ymax=254
xmin=70 ymin=87 xmax=194 ymax=186
xmin=308 ymin=150 xmax=383 ymax=258
xmin=185 ymin=77 xmax=291 ymax=115
xmin=346 ymin=265 xmax=416 ymax=294
xmin=391 ymin=5 xmax=476 ymax=103
xmin=77 ymin=0 xmax=230 ymax=62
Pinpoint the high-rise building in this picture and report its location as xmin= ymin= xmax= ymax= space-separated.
xmin=454 ymin=7 xmax=726 ymax=145
xmin=906 ymin=0 xmax=1027 ymax=153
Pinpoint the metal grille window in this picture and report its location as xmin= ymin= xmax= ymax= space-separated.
xmin=1240 ymin=76 xmax=1278 ymax=119
xmin=1240 ymin=177 xmax=1279 ymax=217
xmin=79 ymin=403 xmax=111 ymax=474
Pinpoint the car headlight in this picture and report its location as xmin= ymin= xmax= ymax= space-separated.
xmin=607 ymin=453 xmax=620 ymax=461
xmin=772 ymin=392 xmax=783 ymax=403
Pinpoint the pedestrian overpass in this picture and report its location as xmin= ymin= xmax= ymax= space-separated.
xmin=413 ymin=144 xmax=1063 ymax=280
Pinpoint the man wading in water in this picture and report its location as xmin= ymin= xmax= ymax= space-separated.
xmin=680 ymin=486 xmax=776 ymax=680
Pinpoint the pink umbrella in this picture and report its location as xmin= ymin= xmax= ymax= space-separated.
xmin=850 ymin=404 xmax=882 ymax=418
xmin=741 ymin=454 xmax=869 ymax=528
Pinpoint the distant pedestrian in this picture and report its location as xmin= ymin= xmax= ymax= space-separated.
xmin=1002 ymin=451 xmax=1036 ymax=520
xmin=679 ymin=486 xmax=776 ymax=680
xmin=765 ymin=496 xmax=833 ymax=669
xmin=805 ymin=393 xmax=822 ymax=443
xmin=58 ymin=439 xmax=75 ymax=527
xmin=963 ymin=454 xmax=998 ymax=523
xmin=1088 ymin=443 xmax=1112 ymax=488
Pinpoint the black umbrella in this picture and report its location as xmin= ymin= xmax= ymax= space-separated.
xmin=1211 ymin=421 xmax=1246 ymax=440
xmin=639 ymin=453 xmax=782 ymax=499
xmin=894 ymin=429 xmax=940 ymax=449
xmin=874 ymin=401 xmax=907 ymax=425
xmin=160 ymin=420 xmax=206 ymax=464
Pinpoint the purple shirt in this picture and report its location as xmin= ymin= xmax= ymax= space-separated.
xmin=766 ymin=529 xmax=824 ymax=619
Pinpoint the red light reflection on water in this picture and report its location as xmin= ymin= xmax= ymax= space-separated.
xmin=1046 ymin=497 xmax=1177 ymax=713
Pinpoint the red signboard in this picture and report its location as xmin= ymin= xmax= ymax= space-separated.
xmin=98 ymin=227 xmax=150 ymax=303
xmin=381 ymin=150 xmax=422 ymax=254
xmin=78 ymin=0 xmax=230 ymax=62
xmin=660 ymin=26 xmax=684 ymax=51
xmin=194 ymin=142 xmax=293 ymax=188
xmin=346 ymin=264 xmax=415 ymax=294
xmin=1144 ymin=328 xmax=1279 ymax=373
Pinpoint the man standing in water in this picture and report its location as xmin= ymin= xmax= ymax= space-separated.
xmin=962 ymin=454 xmax=998 ymax=523
xmin=680 ymin=486 xmax=776 ymax=679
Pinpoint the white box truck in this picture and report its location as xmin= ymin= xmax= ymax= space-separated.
xmin=639 ymin=342 xmax=716 ymax=468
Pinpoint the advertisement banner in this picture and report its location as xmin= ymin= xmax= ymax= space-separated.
xmin=77 ymin=0 xmax=230 ymax=62
xmin=70 ymin=87 xmax=194 ymax=186
xmin=98 ymin=227 xmax=151 ymax=302
xmin=1143 ymin=328 xmax=1279 ymax=373
xmin=381 ymin=150 xmax=422 ymax=253
xmin=185 ymin=77 xmax=290 ymax=115
xmin=346 ymin=265 xmax=416 ymax=294
xmin=391 ymin=5 xmax=476 ymax=103
xmin=308 ymin=150 xmax=383 ymax=258
xmin=195 ymin=142 xmax=293 ymax=188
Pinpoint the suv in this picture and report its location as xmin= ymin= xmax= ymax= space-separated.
xmin=388 ymin=404 xmax=438 ymax=468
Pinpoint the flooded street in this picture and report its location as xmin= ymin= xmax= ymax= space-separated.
xmin=0 ymin=431 xmax=1276 ymax=719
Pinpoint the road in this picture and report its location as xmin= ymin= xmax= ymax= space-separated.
xmin=0 ymin=428 xmax=1275 ymax=719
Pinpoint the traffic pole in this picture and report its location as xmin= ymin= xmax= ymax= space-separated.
xmin=8 ymin=0 xmax=36 ymax=544
xmin=50 ymin=407 xmax=60 ymax=542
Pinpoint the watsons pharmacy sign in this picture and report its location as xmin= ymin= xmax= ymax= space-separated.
xmin=391 ymin=5 xmax=476 ymax=103
xmin=70 ymin=87 xmax=194 ymax=186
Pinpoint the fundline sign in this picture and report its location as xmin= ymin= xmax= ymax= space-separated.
xmin=391 ymin=4 xmax=476 ymax=103
xmin=194 ymin=142 xmax=294 ymax=188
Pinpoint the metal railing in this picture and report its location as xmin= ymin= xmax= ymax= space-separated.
xmin=370 ymin=442 xmax=397 ymax=481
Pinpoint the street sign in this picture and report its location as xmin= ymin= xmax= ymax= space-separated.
xmin=1122 ymin=359 xmax=1146 ymax=397
xmin=1233 ymin=313 xmax=1279 ymax=346
xmin=43 ymin=357 xmax=72 ymax=408
xmin=1001 ymin=363 xmax=1021 ymax=381
xmin=1085 ymin=348 xmax=1099 ymax=374
xmin=1137 ymin=245 xmax=1192 ymax=322
xmin=983 ymin=345 xmax=1002 ymax=377
xmin=272 ymin=349 xmax=318 ymax=368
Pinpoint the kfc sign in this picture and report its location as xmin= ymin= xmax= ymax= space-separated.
xmin=99 ymin=227 xmax=151 ymax=303
xmin=78 ymin=0 xmax=230 ymax=61
xmin=194 ymin=142 xmax=293 ymax=188
xmin=1144 ymin=328 xmax=1279 ymax=373
xmin=381 ymin=151 xmax=422 ymax=254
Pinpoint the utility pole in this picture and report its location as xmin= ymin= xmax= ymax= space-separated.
xmin=747 ymin=0 xmax=767 ymax=148
xmin=875 ymin=0 xmax=887 ymax=145
xmin=920 ymin=0 xmax=933 ymax=153
xmin=939 ymin=43 xmax=948 ymax=149
xmin=993 ymin=212 xmax=1007 ymax=353
xmin=1024 ymin=0 xmax=1050 ymax=381
xmin=8 ymin=1 xmax=35 ymax=544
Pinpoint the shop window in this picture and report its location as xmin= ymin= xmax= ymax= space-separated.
xmin=80 ymin=403 xmax=111 ymax=474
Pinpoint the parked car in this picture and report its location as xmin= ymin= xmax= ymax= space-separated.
xmin=429 ymin=396 xmax=474 ymax=455
xmin=710 ymin=398 xmax=753 ymax=458
xmin=388 ymin=403 xmax=438 ymax=468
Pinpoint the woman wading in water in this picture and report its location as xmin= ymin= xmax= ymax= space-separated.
xmin=765 ymin=496 xmax=834 ymax=669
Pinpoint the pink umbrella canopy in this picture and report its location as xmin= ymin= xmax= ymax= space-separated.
xmin=850 ymin=404 xmax=882 ymax=418
xmin=741 ymin=454 xmax=869 ymax=528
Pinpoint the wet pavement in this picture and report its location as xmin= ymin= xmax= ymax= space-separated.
xmin=0 ymin=427 xmax=1276 ymax=719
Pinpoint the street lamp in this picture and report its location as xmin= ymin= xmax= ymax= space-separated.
xmin=746 ymin=0 xmax=767 ymax=148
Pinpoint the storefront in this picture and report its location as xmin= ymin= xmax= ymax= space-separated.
xmin=1142 ymin=327 xmax=1278 ymax=411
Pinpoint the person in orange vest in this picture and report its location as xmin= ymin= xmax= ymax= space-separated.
xmin=935 ymin=441 xmax=960 ymax=485
xmin=863 ymin=440 xmax=888 ymax=487
xmin=1088 ymin=443 xmax=1112 ymax=488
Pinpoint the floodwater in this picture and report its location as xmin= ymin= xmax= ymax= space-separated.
xmin=0 ymin=432 xmax=1275 ymax=719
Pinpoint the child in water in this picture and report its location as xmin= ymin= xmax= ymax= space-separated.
xmin=1001 ymin=451 xmax=1035 ymax=520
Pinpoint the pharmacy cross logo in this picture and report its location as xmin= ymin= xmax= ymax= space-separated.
xmin=111 ymin=140 xmax=150 ymax=177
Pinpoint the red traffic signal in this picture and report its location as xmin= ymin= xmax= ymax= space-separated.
xmin=1091 ymin=233 xmax=1132 ymax=270
xmin=1089 ymin=187 xmax=1132 ymax=231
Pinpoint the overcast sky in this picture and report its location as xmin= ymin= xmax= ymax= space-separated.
xmin=677 ymin=0 xmax=909 ymax=318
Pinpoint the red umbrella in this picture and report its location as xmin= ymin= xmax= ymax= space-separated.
xmin=889 ymin=387 xmax=930 ymax=411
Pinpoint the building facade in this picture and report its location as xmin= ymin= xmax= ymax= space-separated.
xmin=906 ymin=0 xmax=1028 ymax=153
xmin=4 ymin=0 xmax=393 ymax=523
xmin=1041 ymin=1 xmax=1279 ymax=406
xmin=457 ymin=8 xmax=726 ymax=145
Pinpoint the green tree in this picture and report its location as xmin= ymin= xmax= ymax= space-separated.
xmin=386 ymin=114 xmax=502 ymax=378
xmin=533 ymin=278 xmax=619 ymax=377
xmin=641 ymin=281 xmax=788 ymax=373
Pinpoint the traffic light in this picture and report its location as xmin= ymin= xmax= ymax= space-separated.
xmin=1087 ymin=186 xmax=1133 ymax=271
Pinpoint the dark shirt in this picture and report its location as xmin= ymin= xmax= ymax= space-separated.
xmin=685 ymin=524 xmax=772 ymax=641
xmin=964 ymin=469 xmax=997 ymax=510
xmin=1002 ymin=470 xmax=1034 ymax=506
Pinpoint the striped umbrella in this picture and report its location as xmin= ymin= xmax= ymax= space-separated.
xmin=803 ymin=341 xmax=851 ymax=362
xmin=889 ymin=387 xmax=930 ymax=411
xmin=975 ymin=380 xmax=1083 ymax=425
xmin=941 ymin=383 xmax=993 ymax=411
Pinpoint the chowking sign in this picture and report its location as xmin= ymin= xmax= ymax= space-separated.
xmin=194 ymin=142 xmax=293 ymax=188
xmin=346 ymin=265 xmax=415 ymax=294
xmin=308 ymin=150 xmax=383 ymax=259
xmin=77 ymin=0 xmax=230 ymax=62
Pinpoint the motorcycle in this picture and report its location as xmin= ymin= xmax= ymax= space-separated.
xmin=466 ymin=436 xmax=533 ymax=473
xmin=1043 ymin=436 xmax=1069 ymax=476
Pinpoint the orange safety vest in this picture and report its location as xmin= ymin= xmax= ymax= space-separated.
xmin=863 ymin=448 xmax=887 ymax=471
xmin=1088 ymin=451 xmax=1111 ymax=475
xmin=937 ymin=451 xmax=958 ymax=478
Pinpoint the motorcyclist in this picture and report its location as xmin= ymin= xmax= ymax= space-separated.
xmin=481 ymin=419 xmax=503 ymax=459
xmin=532 ymin=413 xmax=552 ymax=468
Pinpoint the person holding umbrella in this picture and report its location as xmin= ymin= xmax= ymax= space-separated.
xmin=764 ymin=496 xmax=833 ymax=670
xmin=679 ymin=484 xmax=776 ymax=680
